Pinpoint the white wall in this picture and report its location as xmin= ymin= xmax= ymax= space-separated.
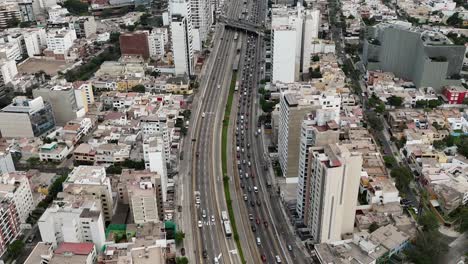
xmin=272 ymin=29 xmax=297 ymax=83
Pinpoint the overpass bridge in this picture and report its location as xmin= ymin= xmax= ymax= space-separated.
xmin=218 ymin=15 xmax=264 ymax=35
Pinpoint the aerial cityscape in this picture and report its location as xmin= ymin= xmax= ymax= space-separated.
xmin=0 ymin=0 xmax=465 ymax=263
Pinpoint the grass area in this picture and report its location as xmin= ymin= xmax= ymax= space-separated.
xmin=221 ymin=73 xmax=246 ymax=263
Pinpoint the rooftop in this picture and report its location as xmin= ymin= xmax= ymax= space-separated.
xmin=55 ymin=242 xmax=95 ymax=255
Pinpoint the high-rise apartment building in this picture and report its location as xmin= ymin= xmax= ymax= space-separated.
xmin=0 ymin=96 xmax=56 ymax=138
xmin=278 ymin=90 xmax=341 ymax=180
xmin=62 ymin=166 xmax=114 ymax=222
xmin=0 ymin=2 xmax=20 ymax=29
xmin=38 ymin=194 xmax=106 ymax=249
xmin=271 ymin=4 xmax=320 ymax=83
xmin=305 ymin=144 xmax=362 ymax=243
xmin=0 ymin=59 xmax=17 ymax=85
xmin=17 ymin=0 xmax=35 ymax=22
xmin=45 ymin=27 xmax=76 ymax=54
xmin=0 ymin=172 xmax=34 ymax=224
xmin=148 ymin=27 xmax=167 ymax=59
xmin=117 ymin=169 xmax=164 ymax=224
xmin=143 ymin=136 xmax=168 ymax=202
xmin=296 ymin=117 xmax=339 ymax=220
xmin=170 ymin=0 xmax=194 ymax=76
xmin=171 ymin=15 xmax=194 ymax=75
xmin=363 ymin=21 xmax=465 ymax=92
xmin=69 ymin=16 xmax=97 ymax=39
xmin=191 ymin=0 xmax=212 ymax=51
xmin=0 ymin=144 xmax=15 ymax=174
xmin=0 ymin=195 xmax=20 ymax=256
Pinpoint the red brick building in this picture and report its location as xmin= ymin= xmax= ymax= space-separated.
xmin=119 ymin=32 xmax=150 ymax=60
xmin=442 ymin=86 xmax=467 ymax=104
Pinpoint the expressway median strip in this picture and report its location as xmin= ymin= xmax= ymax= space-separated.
xmin=222 ymin=73 xmax=246 ymax=264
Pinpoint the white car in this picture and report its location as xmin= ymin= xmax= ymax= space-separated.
xmin=211 ymin=215 xmax=215 ymax=222
xmin=202 ymin=210 xmax=207 ymax=218
xmin=198 ymin=221 xmax=203 ymax=228
xmin=202 ymin=112 xmax=206 ymax=118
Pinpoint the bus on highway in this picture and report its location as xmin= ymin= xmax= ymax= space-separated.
xmin=221 ymin=211 xmax=229 ymax=221
xmin=223 ymin=220 xmax=232 ymax=237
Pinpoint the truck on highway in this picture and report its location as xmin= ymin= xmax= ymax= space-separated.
xmin=221 ymin=211 xmax=229 ymax=221
xmin=223 ymin=220 xmax=232 ymax=237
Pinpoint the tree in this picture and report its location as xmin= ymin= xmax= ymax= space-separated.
xmin=27 ymin=157 xmax=40 ymax=167
xmin=447 ymin=12 xmax=462 ymax=27
xmin=390 ymin=166 xmax=413 ymax=192
xmin=459 ymin=208 xmax=468 ymax=232
xmin=175 ymin=231 xmax=185 ymax=245
xmin=387 ymin=96 xmax=403 ymax=107
xmin=6 ymin=17 xmax=19 ymax=28
xmin=312 ymin=55 xmax=320 ymax=62
xmin=367 ymin=113 xmax=384 ymax=131
xmin=418 ymin=212 xmax=439 ymax=232
xmin=383 ymin=155 xmax=397 ymax=168
xmin=135 ymin=5 xmax=147 ymax=12
xmin=106 ymin=165 xmax=122 ymax=174
xmin=375 ymin=103 xmax=386 ymax=114
xmin=7 ymin=240 xmax=24 ymax=258
xmin=176 ymin=257 xmax=189 ymax=264
xmin=369 ymin=222 xmax=379 ymax=232
xmin=63 ymin=0 xmax=89 ymax=15
xmin=131 ymin=85 xmax=146 ymax=93
xmin=405 ymin=231 xmax=448 ymax=264
xmin=456 ymin=136 xmax=468 ymax=158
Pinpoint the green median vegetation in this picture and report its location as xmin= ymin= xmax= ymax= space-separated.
xmin=221 ymin=73 xmax=246 ymax=263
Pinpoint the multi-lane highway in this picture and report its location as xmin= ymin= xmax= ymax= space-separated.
xmin=178 ymin=0 xmax=254 ymax=263
xmin=178 ymin=0 xmax=309 ymax=263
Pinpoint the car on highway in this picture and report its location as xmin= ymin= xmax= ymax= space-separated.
xmin=202 ymin=210 xmax=206 ymax=218
xmin=202 ymin=250 xmax=208 ymax=258
xmin=241 ymin=183 xmax=245 ymax=188
xmin=256 ymin=218 xmax=260 ymax=225
xmin=248 ymin=186 xmax=252 ymax=192
xmin=264 ymin=221 xmax=268 ymax=227
xmin=256 ymin=237 xmax=261 ymax=245
xmin=245 ymin=173 xmax=249 ymax=178
xmin=202 ymin=112 xmax=206 ymax=118
xmin=254 ymin=186 xmax=258 ymax=193
xmin=287 ymin=244 xmax=293 ymax=251
xmin=249 ymin=214 xmax=254 ymax=220
xmin=250 ymin=200 xmax=255 ymax=207
xmin=248 ymin=161 xmax=251 ymax=167
xmin=244 ymin=194 xmax=248 ymax=201
xmin=256 ymin=200 xmax=261 ymax=206
xmin=211 ymin=215 xmax=215 ymax=222
xmin=275 ymin=255 xmax=282 ymax=263
xmin=251 ymin=225 xmax=256 ymax=232
xmin=198 ymin=221 xmax=202 ymax=228
xmin=261 ymin=255 xmax=267 ymax=262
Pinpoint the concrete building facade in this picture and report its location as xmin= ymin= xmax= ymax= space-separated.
xmin=306 ymin=144 xmax=362 ymax=243
xmin=33 ymin=85 xmax=80 ymax=126
xmin=363 ymin=21 xmax=465 ymax=91
xmin=0 ymin=96 xmax=55 ymax=138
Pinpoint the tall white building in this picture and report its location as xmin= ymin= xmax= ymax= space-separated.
xmin=0 ymin=147 xmax=15 ymax=174
xmin=171 ymin=15 xmax=194 ymax=75
xmin=23 ymin=28 xmax=47 ymax=57
xmin=191 ymin=0 xmax=212 ymax=51
xmin=306 ymin=144 xmax=362 ymax=243
xmin=62 ymin=166 xmax=114 ymax=222
xmin=143 ymin=137 xmax=168 ymax=202
xmin=0 ymin=59 xmax=17 ymax=85
xmin=296 ymin=118 xmax=339 ymax=220
xmin=45 ymin=27 xmax=76 ymax=55
xmin=302 ymin=9 xmax=320 ymax=72
xmin=278 ymin=90 xmax=341 ymax=181
xmin=0 ymin=172 xmax=34 ymax=224
xmin=271 ymin=4 xmax=320 ymax=83
xmin=148 ymin=28 xmax=167 ymax=59
xmin=38 ymin=195 xmax=106 ymax=250
xmin=170 ymin=0 xmax=193 ymax=75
